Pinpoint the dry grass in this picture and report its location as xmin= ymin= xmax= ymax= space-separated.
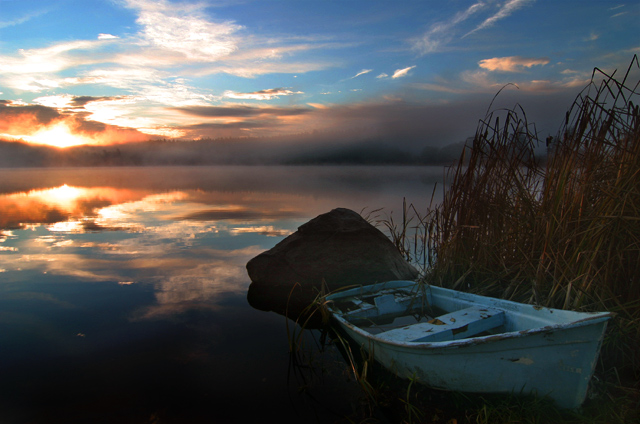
xmin=297 ymin=57 xmax=640 ymax=423
xmin=388 ymin=57 xmax=640 ymax=390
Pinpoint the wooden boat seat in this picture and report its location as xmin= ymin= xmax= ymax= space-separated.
xmin=376 ymin=306 xmax=505 ymax=343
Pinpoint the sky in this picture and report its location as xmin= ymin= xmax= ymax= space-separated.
xmin=0 ymin=0 xmax=638 ymax=149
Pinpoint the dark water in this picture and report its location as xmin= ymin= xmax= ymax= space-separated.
xmin=0 ymin=166 xmax=440 ymax=423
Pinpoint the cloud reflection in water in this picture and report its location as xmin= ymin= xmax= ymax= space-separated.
xmin=0 ymin=166 xmax=440 ymax=321
xmin=0 ymin=166 xmax=443 ymax=422
xmin=0 ymin=177 xmax=302 ymax=319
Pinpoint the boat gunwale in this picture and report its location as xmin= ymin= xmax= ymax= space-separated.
xmin=326 ymin=281 xmax=614 ymax=350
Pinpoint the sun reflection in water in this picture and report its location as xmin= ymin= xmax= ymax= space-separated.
xmin=25 ymin=184 xmax=87 ymax=209
xmin=47 ymin=221 xmax=86 ymax=233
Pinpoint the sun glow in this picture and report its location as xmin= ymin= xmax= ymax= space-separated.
xmin=28 ymin=123 xmax=93 ymax=148
xmin=39 ymin=184 xmax=84 ymax=205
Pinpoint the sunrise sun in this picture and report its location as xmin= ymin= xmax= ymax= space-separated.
xmin=29 ymin=123 xmax=92 ymax=148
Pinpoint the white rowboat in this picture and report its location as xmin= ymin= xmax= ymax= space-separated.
xmin=326 ymin=280 xmax=612 ymax=409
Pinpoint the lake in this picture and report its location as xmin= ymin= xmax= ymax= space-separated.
xmin=0 ymin=166 xmax=442 ymax=423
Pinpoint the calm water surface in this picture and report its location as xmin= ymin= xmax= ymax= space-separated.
xmin=0 ymin=166 xmax=440 ymax=423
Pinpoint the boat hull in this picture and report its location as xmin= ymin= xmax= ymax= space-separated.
xmin=327 ymin=281 xmax=612 ymax=409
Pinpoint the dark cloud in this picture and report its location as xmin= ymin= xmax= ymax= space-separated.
xmin=0 ymin=77 xmax=584 ymax=163
xmin=308 ymin=88 xmax=580 ymax=148
xmin=72 ymin=118 xmax=108 ymax=134
xmin=69 ymin=96 xmax=125 ymax=107
xmin=168 ymin=88 xmax=579 ymax=148
xmin=252 ymin=88 xmax=294 ymax=95
xmin=81 ymin=219 xmax=130 ymax=232
xmin=0 ymin=203 xmax=67 ymax=229
xmin=176 ymin=208 xmax=301 ymax=221
xmin=172 ymin=105 xmax=310 ymax=118
xmin=0 ymin=102 xmax=61 ymax=129
xmin=185 ymin=121 xmax=270 ymax=130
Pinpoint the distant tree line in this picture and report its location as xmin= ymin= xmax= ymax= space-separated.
xmin=0 ymin=136 xmax=475 ymax=167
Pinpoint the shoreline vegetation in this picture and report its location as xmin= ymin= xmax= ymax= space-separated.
xmin=364 ymin=57 xmax=639 ymax=422
xmin=281 ymin=57 xmax=639 ymax=423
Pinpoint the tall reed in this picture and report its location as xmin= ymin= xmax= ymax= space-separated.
xmin=404 ymin=57 xmax=640 ymax=378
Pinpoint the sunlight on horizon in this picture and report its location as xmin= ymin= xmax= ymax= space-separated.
xmin=26 ymin=123 xmax=95 ymax=148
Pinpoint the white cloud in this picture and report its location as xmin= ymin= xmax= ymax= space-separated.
xmin=350 ymin=69 xmax=373 ymax=79
xmin=585 ymin=32 xmax=599 ymax=42
xmin=608 ymin=4 xmax=626 ymax=18
xmin=465 ymin=0 xmax=535 ymax=37
xmin=78 ymin=67 xmax=166 ymax=90
xmin=0 ymin=40 xmax=101 ymax=75
xmin=98 ymin=34 xmax=119 ymax=40
xmin=66 ymin=68 xmax=217 ymax=107
xmin=392 ymin=66 xmax=416 ymax=79
xmin=198 ymin=61 xmax=329 ymax=78
xmin=33 ymin=94 xmax=76 ymax=108
xmin=376 ymin=73 xmax=389 ymax=79
xmin=123 ymin=0 xmax=241 ymax=61
xmin=0 ymin=0 xmax=336 ymax=99
xmin=412 ymin=1 xmax=533 ymax=54
xmin=611 ymin=11 xmax=627 ymax=18
xmin=223 ymin=88 xmax=303 ymax=100
xmin=0 ymin=8 xmax=50 ymax=29
xmin=412 ymin=1 xmax=485 ymax=55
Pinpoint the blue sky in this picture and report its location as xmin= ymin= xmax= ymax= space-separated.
xmin=0 ymin=0 xmax=638 ymax=148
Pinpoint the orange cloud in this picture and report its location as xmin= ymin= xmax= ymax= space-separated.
xmin=0 ymin=101 xmax=150 ymax=147
xmin=0 ymin=185 xmax=147 ymax=229
xmin=478 ymin=56 xmax=550 ymax=72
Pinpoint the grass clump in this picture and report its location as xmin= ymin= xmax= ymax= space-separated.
xmin=431 ymin=58 xmax=639 ymax=304
xmin=420 ymin=57 xmax=640 ymax=378
xmin=373 ymin=57 xmax=640 ymax=422
xmin=290 ymin=57 xmax=640 ymax=424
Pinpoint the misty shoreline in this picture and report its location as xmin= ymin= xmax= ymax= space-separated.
xmin=0 ymin=136 xmax=472 ymax=168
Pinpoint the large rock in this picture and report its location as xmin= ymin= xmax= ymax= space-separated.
xmin=246 ymin=208 xmax=419 ymax=322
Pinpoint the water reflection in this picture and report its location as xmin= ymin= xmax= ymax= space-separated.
xmin=0 ymin=185 xmax=276 ymax=315
xmin=0 ymin=166 xmax=439 ymax=422
xmin=0 ymin=166 xmax=441 ymax=328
